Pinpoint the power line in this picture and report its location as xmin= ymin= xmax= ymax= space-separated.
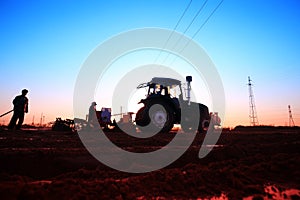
xmin=161 ymin=0 xmax=209 ymax=64
xmin=182 ymin=0 xmax=209 ymax=35
xmin=172 ymin=0 xmax=194 ymax=31
xmin=168 ymin=0 xmax=224 ymax=65
xmin=154 ymin=0 xmax=193 ymax=63
xmin=191 ymin=0 xmax=224 ymax=40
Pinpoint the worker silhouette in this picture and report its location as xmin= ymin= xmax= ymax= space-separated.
xmin=88 ymin=102 xmax=98 ymax=129
xmin=8 ymin=89 xmax=29 ymax=130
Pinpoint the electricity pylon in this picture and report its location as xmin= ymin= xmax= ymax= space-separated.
xmin=288 ymin=105 xmax=295 ymax=127
xmin=248 ymin=76 xmax=259 ymax=126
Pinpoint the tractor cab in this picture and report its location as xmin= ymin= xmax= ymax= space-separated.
xmin=137 ymin=77 xmax=183 ymax=102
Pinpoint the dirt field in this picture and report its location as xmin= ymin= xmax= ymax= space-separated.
xmin=0 ymin=127 xmax=299 ymax=199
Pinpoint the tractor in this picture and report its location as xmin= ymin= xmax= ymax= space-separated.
xmin=135 ymin=76 xmax=214 ymax=133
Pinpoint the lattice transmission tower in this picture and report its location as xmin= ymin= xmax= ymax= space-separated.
xmin=248 ymin=76 xmax=259 ymax=126
xmin=288 ymin=105 xmax=295 ymax=127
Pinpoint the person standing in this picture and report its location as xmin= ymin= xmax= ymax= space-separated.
xmin=88 ymin=102 xmax=98 ymax=128
xmin=8 ymin=89 xmax=29 ymax=130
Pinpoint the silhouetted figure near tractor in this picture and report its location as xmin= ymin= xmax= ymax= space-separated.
xmin=88 ymin=102 xmax=98 ymax=129
xmin=8 ymin=89 xmax=29 ymax=130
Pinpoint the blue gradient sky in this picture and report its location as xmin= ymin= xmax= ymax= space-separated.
xmin=1 ymin=0 xmax=299 ymax=127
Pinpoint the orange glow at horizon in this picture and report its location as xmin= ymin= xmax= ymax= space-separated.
xmin=1 ymin=101 xmax=298 ymax=128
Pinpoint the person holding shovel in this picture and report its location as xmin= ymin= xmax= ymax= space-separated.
xmin=7 ymin=89 xmax=29 ymax=130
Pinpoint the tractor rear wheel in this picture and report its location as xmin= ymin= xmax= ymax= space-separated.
xmin=136 ymin=103 xmax=174 ymax=133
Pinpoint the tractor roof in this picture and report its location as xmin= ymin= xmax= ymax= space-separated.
xmin=150 ymin=77 xmax=181 ymax=86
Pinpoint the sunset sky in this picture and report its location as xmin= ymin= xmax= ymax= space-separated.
xmin=1 ymin=0 xmax=299 ymax=127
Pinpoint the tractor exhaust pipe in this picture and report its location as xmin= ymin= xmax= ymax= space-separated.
xmin=186 ymin=76 xmax=192 ymax=105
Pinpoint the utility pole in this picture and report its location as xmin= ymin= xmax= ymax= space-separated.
xmin=248 ymin=76 xmax=259 ymax=126
xmin=40 ymin=112 xmax=43 ymax=127
xmin=120 ymin=106 xmax=123 ymax=119
xmin=43 ymin=116 xmax=45 ymax=127
xmin=288 ymin=105 xmax=295 ymax=127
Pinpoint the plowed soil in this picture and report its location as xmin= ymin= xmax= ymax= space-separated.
xmin=0 ymin=127 xmax=299 ymax=199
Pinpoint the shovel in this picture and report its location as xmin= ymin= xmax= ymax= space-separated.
xmin=0 ymin=109 xmax=13 ymax=118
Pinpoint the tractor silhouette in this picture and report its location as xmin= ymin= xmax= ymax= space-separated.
xmin=135 ymin=76 xmax=213 ymax=133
